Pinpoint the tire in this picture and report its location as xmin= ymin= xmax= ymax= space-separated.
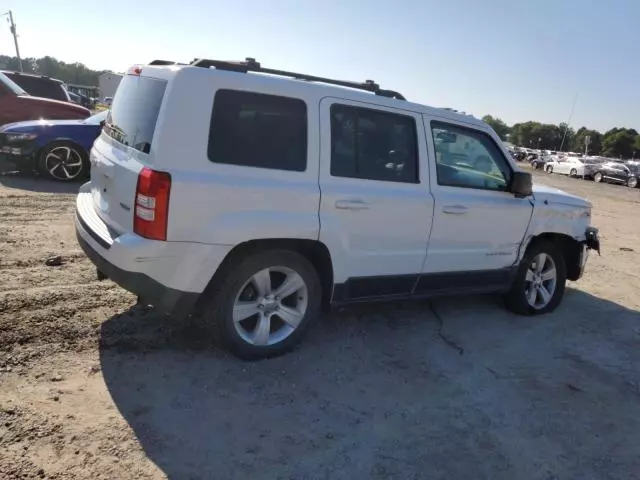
xmin=199 ymin=249 xmax=322 ymax=360
xmin=38 ymin=142 xmax=89 ymax=182
xmin=531 ymin=161 xmax=538 ymax=169
xmin=546 ymin=165 xmax=553 ymax=174
xmin=504 ymin=240 xmax=567 ymax=315
xmin=627 ymin=177 xmax=638 ymax=188
xmin=570 ymin=168 xmax=577 ymax=177
xmin=593 ymin=172 xmax=603 ymax=183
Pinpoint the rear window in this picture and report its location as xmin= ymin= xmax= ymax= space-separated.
xmin=4 ymin=73 xmax=68 ymax=101
xmin=0 ymin=72 xmax=27 ymax=95
xmin=208 ymin=90 xmax=307 ymax=171
xmin=104 ymin=75 xmax=167 ymax=154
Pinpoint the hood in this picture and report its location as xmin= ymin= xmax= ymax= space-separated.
xmin=19 ymin=95 xmax=90 ymax=114
xmin=532 ymin=182 xmax=591 ymax=208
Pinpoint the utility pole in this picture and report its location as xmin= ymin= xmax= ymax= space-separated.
xmin=2 ymin=11 xmax=23 ymax=72
xmin=584 ymin=135 xmax=591 ymax=156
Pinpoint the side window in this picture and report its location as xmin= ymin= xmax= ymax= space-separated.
xmin=330 ymin=104 xmax=418 ymax=183
xmin=431 ymin=121 xmax=511 ymax=191
xmin=208 ymin=90 xmax=307 ymax=172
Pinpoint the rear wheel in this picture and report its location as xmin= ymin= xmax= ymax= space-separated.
xmin=531 ymin=161 xmax=538 ymax=169
xmin=627 ymin=177 xmax=638 ymax=188
xmin=546 ymin=164 xmax=553 ymax=174
xmin=570 ymin=168 xmax=578 ymax=177
xmin=199 ymin=249 xmax=322 ymax=359
xmin=594 ymin=172 xmax=603 ymax=183
xmin=38 ymin=142 xmax=88 ymax=182
xmin=504 ymin=240 xmax=567 ymax=315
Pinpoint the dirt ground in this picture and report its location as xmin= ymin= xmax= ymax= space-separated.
xmin=0 ymin=169 xmax=639 ymax=480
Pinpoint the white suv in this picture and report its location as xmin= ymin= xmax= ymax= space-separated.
xmin=75 ymin=58 xmax=600 ymax=359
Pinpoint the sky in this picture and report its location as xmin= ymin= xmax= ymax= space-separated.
xmin=1 ymin=0 xmax=638 ymax=132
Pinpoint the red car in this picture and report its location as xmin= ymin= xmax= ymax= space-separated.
xmin=0 ymin=71 xmax=90 ymax=127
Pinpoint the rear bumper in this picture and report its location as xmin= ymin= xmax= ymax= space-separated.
xmin=74 ymin=183 xmax=232 ymax=314
xmin=76 ymin=230 xmax=199 ymax=314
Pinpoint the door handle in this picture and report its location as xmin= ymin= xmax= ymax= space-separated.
xmin=442 ymin=204 xmax=469 ymax=214
xmin=335 ymin=199 xmax=370 ymax=211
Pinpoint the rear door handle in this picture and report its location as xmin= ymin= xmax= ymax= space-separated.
xmin=442 ymin=204 xmax=469 ymax=214
xmin=335 ymin=199 xmax=370 ymax=211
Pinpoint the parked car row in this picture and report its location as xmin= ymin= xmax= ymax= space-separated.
xmin=528 ymin=151 xmax=640 ymax=189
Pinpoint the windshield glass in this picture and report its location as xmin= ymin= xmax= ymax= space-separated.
xmin=0 ymin=72 xmax=28 ymax=95
xmin=4 ymin=73 xmax=69 ymax=101
xmin=104 ymin=75 xmax=167 ymax=154
xmin=84 ymin=110 xmax=108 ymax=125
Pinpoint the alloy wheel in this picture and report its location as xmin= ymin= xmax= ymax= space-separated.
xmin=628 ymin=177 xmax=638 ymax=188
xmin=232 ymin=267 xmax=308 ymax=346
xmin=524 ymin=253 xmax=557 ymax=310
xmin=44 ymin=146 xmax=84 ymax=181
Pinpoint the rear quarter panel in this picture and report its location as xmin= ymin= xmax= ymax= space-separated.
xmin=153 ymin=70 xmax=322 ymax=246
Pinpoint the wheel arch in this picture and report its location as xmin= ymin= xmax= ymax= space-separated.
xmin=523 ymin=233 xmax=583 ymax=281
xmin=196 ymin=238 xmax=335 ymax=312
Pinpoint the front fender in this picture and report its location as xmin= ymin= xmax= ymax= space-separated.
xmin=518 ymin=202 xmax=591 ymax=262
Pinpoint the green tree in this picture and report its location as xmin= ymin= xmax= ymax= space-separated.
xmin=602 ymin=128 xmax=638 ymax=158
xmin=634 ymin=135 xmax=640 ymax=158
xmin=481 ymin=115 xmax=510 ymax=140
xmin=558 ymin=122 xmax=575 ymax=152
xmin=511 ymin=122 xmax=564 ymax=150
xmin=0 ymin=54 xmax=106 ymax=86
xmin=572 ymin=127 xmax=603 ymax=155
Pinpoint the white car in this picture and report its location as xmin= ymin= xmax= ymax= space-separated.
xmin=545 ymin=156 xmax=583 ymax=176
xmin=75 ymin=58 xmax=600 ymax=359
xmin=546 ymin=156 xmax=601 ymax=178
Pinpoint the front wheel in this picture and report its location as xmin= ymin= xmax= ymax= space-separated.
xmin=594 ymin=172 xmax=603 ymax=183
xmin=199 ymin=249 xmax=322 ymax=359
xmin=546 ymin=165 xmax=553 ymax=174
xmin=504 ymin=240 xmax=567 ymax=315
xmin=570 ymin=168 xmax=578 ymax=177
xmin=627 ymin=177 xmax=638 ymax=188
xmin=38 ymin=142 xmax=89 ymax=182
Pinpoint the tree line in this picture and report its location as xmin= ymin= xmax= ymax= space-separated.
xmin=1 ymin=55 xmax=638 ymax=158
xmin=482 ymin=115 xmax=640 ymax=159
xmin=0 ymin=55 xmax=109 ymax=87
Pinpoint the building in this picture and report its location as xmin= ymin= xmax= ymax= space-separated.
xmin=98 ymin=72 xmax=123 ymax=99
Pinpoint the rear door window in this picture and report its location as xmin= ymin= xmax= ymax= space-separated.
xmin=208 ymin=90 xmax=307 ymax=172
xmin=104 ymin=75 xmax=167 ymax=154
xmin=330 ymin=104 xmax=418 ymax=183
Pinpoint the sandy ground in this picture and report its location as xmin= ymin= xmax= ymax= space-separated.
xmin=0 ymin=169 xmax=639 ymax=480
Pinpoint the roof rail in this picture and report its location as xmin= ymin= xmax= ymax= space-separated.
xmin=189 ymin=57 xmax=406 ymax=100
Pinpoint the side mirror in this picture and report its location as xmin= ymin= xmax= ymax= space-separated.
xmin=510 ymin=171 xmax=532 ymax=198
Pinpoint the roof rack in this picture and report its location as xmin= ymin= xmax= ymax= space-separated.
xmin=149 ymin=60 xmax=184 ymax=66
xmin=187 ymin=57 xmax=406 ymax=100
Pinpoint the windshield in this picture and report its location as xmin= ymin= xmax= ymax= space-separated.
xmin=0 ymin=72 xmax=28 ymax=95
xmin=104 ymin=75 xmax=166 ymax=154
xmin=4 ymin=73 xmax=69 ymax=102
xmin=83 ymin=110 xmax=108 ymax=125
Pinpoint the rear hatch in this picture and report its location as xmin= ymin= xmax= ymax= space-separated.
xmin=90 ymin=70 xmax=168 ymax=233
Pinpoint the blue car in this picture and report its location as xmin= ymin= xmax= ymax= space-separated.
xmin=0 ymin=110 xmax=107 ymax=181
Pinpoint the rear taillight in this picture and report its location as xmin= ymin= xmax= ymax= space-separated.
xmin=134 ymin=167 xmax=171 ymax=241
